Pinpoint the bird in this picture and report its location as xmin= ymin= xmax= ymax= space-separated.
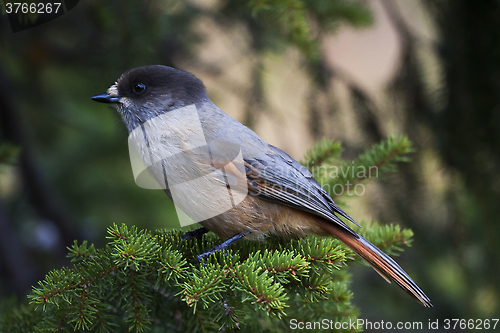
xmin=91 ymin=65 xmax=432 ymax=307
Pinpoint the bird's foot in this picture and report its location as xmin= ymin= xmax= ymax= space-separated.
xmin=181 ymin=227 xmax=209 ymax=241
xmin=196 ymin=232 xmax=248 ymax=262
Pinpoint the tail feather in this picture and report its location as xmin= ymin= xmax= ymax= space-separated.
xmin=317 ymin=220 xmax=432 ymax=307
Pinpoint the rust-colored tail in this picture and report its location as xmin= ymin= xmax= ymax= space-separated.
xmin=317 ymin=220 xmax=432 ymax=307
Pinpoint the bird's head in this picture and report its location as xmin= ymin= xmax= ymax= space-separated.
xmin=91 ymin=65 xmax=208 ymax=132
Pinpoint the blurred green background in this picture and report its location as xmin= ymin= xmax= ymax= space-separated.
xmin=0 ymin=0 xmax=499 ymax=330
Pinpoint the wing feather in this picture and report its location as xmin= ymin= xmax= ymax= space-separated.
xmin=243 ymin=144 xmax=360 ymax=235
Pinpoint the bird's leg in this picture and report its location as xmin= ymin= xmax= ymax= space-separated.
xmin=181 ymin=227 xmax=209 ymax=241
xmin=197 ymin=232 xmax=249 ymax=261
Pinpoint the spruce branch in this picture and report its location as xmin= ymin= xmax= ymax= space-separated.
xmin=179 ymin=264 xmax=228 ymax=312
xmin=301 ymin=138 xmax=344 ymax=172
xmin=2 ymin=219 xmax=415 ymax=332
xmin=301 ymin=135 xmax=415 ymax=200
xmin=251 ymin=250 xmax=309 ymax=284
xmin=233 ymin=261 xmax=289 ymax=316
xmin=356 ymin=221 xmax=414 ymax=257
xmin=5 ymin=225 xmax=361 ymax=331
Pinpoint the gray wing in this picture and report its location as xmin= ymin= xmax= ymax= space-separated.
xmin=244 ymin=144 xmax=360 ymax=235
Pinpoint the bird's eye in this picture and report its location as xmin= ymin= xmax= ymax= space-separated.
xmin=133 ymin=82 xmax=146 ymax=94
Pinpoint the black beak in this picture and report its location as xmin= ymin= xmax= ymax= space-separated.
xmin=90 ymin=93 xmax=121 ymax=103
